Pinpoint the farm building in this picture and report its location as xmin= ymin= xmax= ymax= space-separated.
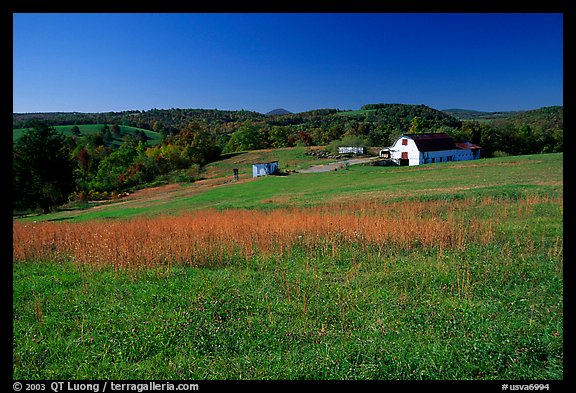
xmin=338 ymin=146 xmax=364 ymax=155
xmin=252 ymin=161 xmax=279 ymax=178
xmin=379 ymin=133 xmax=480 ymax=166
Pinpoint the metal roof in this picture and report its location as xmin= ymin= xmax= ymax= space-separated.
xmin=403 ymin=133 xmax=457 ymax=152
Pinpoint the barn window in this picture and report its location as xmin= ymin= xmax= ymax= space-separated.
xmin=402 ymin=139 xmax=408 ymax=146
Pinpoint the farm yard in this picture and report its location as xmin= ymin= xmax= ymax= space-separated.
xmin=12 ymin=152 xmax=563 ymax=380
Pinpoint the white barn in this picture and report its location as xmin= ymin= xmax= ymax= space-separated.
xmin=380 ymin=133 xmax=480 ymax=166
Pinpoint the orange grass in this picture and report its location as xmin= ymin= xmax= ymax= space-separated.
xmin=13 ymin=196 xmax=559 ymax=270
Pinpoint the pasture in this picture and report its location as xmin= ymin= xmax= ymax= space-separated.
xmin=13 ymin=124 xmax=161 ymax=146
xmin=12 ymin=152 xmax=563 ymax=380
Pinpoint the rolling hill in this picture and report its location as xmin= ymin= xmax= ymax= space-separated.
xmin=441 ymin=108 xmax=523 ymax=120
xmin=13 ymin=124 xmax=162 ymax=146
xmin=266 ymin=108 xmax=292 ymax=115
xmin=24 ymin=147 xmax=563 ymax=222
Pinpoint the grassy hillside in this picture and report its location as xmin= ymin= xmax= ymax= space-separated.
xmin=336 ymin=109 xmax=377 ymax=117
xmin=491 ymin=106 xmax=563 ymax=130
xmin=12 ymin=151 xmax=564 ymax=380
xmin=25 ymin=151 xmax=563 ymax=222
xmin=441 ymin=109 xmax=522 ymax=121
xmin=442 ymin=106 xmax=562 ymax=128
xmin=13 ymin=124 xmax=161 ymax=146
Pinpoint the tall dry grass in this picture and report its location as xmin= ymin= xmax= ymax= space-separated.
xmin=13 ymin=195 xmax=560 ymax=270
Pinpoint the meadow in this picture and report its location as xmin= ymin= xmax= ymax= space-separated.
xmin=12 ymin=153 xmax=563 ymax=380
xmin=30 ymin=151 xmax=563 ymax=222
xmin=13 ymin=124 xmax=161 ymax=146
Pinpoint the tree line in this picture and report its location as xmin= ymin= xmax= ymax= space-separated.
xmin=13 ymin=104 xmax=562 ymax=214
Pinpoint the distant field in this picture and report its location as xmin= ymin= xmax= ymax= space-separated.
xmin=13 ymin=124 xmax=161 ymax=146
xmin=204 ymin=146 xmax=336 ymax=179
xmin=12 ymin=151 xmax=563 ymax=380
xmin=336 ymin=109 xmax=377 ymax=117
xmin=189 ymin=153 xmax=563 ymax=210
xmin=27 ymin=152 xmax=563 ymax=222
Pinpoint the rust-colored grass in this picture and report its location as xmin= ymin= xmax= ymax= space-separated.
xmin=13 ymin=195 xmax=560 ymax=271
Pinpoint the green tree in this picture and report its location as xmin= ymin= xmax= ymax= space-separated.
xmin=224 ymin=123 xmax=262 ymax=152
xmin=408 ymin=116 xmax=426 ymax=134
xmin=441 ymin=126 xmax=468 ymax=142
xmin=368 ymin=124 xmax=394 ymax=147
xmin=174 ymin=122 xmax=220 ymax=165
xmin=71 ymin=125 xmax=81 ymax=136
xmin=269 ymin=126 xmax=292 ymax=148
xmin=111 ymin=124 xmax=122 ymax=138
xmin=13 ymin=122 xmax=76 ymax=213
xmin=326 ymin=124 xmax=345 ymax=142
xmin=92 ymin=137 xmax=144 ymax=191
xmin=476 ymin=123 xmax=502 ymax=158
xmin=102 ymin=124 xmax=113 ymax=146
xmin=517 ymin=124 xmax=537 ymax=154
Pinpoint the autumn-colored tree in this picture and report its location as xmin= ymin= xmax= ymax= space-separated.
xmin=173 ymin=122 xmax=220 ymax=164
xmin=408 ymin=116 xmax=426 ymax=134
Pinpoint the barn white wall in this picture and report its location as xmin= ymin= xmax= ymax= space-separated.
xmin=421 ymin=149 xmax=474 ymax=164
xmin=390 ymin=137 xmax=420 ymax=166
xmin=389 ymin=136 xmax=480 ymax=166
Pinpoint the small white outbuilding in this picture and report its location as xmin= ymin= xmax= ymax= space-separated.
xmin=252 ymin=161 xmax=279 ymax=178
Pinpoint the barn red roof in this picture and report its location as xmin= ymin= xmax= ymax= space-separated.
xmin=404 ymin=133 xmax=456 ymax=152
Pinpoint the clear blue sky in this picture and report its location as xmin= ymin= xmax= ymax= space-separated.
xmin=13 ymin=13 xmax=563 ymax=114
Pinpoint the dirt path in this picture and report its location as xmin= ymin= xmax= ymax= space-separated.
xmin=297 ymin=156 xmax=379 ymax=173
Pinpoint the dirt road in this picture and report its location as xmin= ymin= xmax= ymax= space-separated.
xmin=297 ymin=156 xmax=380 ymax=173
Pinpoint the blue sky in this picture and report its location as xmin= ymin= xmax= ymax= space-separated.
xmin=13 ymin=13 xmax=563 ymax=114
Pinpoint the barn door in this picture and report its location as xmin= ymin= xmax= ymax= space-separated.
xmin=400 ymin=152 xmax=409 ymax=166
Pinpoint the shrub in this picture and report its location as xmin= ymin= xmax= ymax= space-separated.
xmin=492 ymin=150 xmax=510 ymax=158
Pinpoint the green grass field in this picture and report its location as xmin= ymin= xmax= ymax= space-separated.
xmin=13 ymin=124 xmax=162 ymax=146
xmin=29 ymin=152 xmax=562 ymax=222
xmin=188 ymin=153 xmax=562 ymax=209
xmin=13 ymin=152 xmax=563 ymax=380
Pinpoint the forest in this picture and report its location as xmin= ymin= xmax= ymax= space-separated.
xmin=13 ymin=104 xmax=563 ymax=214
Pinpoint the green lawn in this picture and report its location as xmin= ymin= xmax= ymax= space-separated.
xmin=33 ymin=153 xmax=562 ymax=221
xmin=12 ymin=152 xmax=564 ymax=380
xmin=13 ymin=208 xmax=563 ymax=379
xmin=336 ymin=109 xmax=377 ymax=117
xmin=13 ymin=124 xmax=162 ymax=146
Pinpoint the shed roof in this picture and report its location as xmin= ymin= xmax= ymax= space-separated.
xmin=403 ymin=133 xmax=456 ymax=152
xmin=252 ymin=161 xmax=279 ymax=166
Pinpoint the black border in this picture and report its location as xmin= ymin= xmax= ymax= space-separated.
xmin=5 ymin=1 xmax=573 ymax=391
xmin=4 ymin=0 xmax=569 ymax=13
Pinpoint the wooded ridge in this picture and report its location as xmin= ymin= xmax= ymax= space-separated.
xmin=12 ymin=103 xmax=563 ymax=214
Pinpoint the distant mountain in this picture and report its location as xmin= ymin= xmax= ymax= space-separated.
xmin=266 ymin=108 xmax=292 ymax=115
